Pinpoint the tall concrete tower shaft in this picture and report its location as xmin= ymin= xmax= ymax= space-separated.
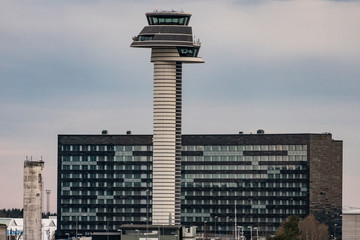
xmin=131 ymin=11 xmax=204 ymax=225
xmin=23 ymin=160 xmax=44 ymax=240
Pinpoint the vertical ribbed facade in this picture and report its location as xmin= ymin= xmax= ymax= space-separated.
xmin=152 ymin=49 xmax=182 ymax=224
xmin=131 ymin=11 xmax=204 ymax=226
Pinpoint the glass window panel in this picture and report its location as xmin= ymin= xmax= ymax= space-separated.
xmin=184 ymin=17 xmax=189 ymax=25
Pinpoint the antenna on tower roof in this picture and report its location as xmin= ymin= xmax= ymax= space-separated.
xmin=46 ymin=190 xmax=51 ymax=214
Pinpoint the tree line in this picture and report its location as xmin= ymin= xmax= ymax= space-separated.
xmin=0 ymin=208 xmax=56 ymax=218
xmin=267 ymin=214 xmax=329 ymax=240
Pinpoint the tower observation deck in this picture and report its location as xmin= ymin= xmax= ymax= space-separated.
xmin=131 ymin=10 xmax=204 ymax=225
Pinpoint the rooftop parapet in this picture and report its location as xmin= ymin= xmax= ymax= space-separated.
xmin=24 ymin=160 xmax=44 ymax=167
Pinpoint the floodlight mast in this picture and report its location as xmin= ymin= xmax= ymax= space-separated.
xmin=131 ymin=10 xmax=204 ymax=225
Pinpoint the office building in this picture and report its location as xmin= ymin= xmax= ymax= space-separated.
xmin=342 ymin=206 xmax=360 ymax=240
xmin=56 ymin=132 xmax=342 ymax=239
xmin=131 ymin=10 xmax=204 ymax=225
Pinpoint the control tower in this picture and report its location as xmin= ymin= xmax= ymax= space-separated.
xmin=23 ymin=159 xmax=44 ymax=240
xmin=131 ymin=10 xmax=204 ymax=225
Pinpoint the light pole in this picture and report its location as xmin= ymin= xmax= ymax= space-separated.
xmin=334 ymin=224 xmax=337 ymax=240
xmin=238 ymin=226 xmax=244 ymax=240
xmin=107 ymin=218 xmax=109 ymax=240
xmin=146 ymin=189 xmax=150 ymax=240
xmin=163 ymin=224 xmax=165 ymax=240
xmin=248 ymin=226 xmax=252 ymax=240
xmin=214 ymin=216 xmax=218 ymax=239
xmin=253 ymin=227 xmax=258 ymax=240
xmin=204 ymin=221 xmax=207 ymax=240
xmin=118 ymin=229 xmax=122 ymax=240
xmin=136 ymin=229 xmax=140 ymax=240
xmin=76 ymin=215 xmax=78 ymax=240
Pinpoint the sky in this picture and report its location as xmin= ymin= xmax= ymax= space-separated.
xmin=1 ymin=0 xmax=360 ymax=213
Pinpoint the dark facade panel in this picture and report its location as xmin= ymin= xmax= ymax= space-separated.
xmin=131 ymin=41 xmax=194 ymax=47
xmin=243 ymin=150 xmax=287 ymax=156
xmin=181 ymin=134 xmax=312 ymax=145
xmin=140 ymin=26 xmax=192 ymax=35
xmin=59 ymin=133 xmax=324 ymax=146
xmin=182 ymin=151 xmax=203 ymax=156
xmin=58 ymin=135 xmax=153 ymax=145
xmin=153 ymin=34 xmax=193 ymax=42
xmin=132 ymin=151 xmax=152 ymax=156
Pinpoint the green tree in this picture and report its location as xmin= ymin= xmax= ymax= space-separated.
xmin=0 ymin=208 xmax=23 ymax=218
xmin=267 ymin=215 xmax=301 ymax=240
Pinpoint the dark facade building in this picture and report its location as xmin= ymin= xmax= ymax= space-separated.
xmin=56 ymin=132 xmax=342 ymax=239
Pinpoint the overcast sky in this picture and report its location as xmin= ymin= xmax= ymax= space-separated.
xmin=1 ymin=0 xmax=359 ymax=213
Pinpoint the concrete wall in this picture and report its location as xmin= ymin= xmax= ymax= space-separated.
xmin=23 ymin=161 xmax=44 ymax=240
xmin=0 ymin=224 xmax=7 ymax=240
xmin=343 ymin=214 xmax=360 ymax=240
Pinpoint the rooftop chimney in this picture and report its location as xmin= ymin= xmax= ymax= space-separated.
xmin=102 ymin=130 xmax=108 ymax=135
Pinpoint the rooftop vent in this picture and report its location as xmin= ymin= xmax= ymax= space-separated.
xmin=257 ymin=129 xmax=265 ymax=135
xmin=126 ymin=130 xmax=132 ymax=135
xmin=102 ymin=130 xmax=108 ymax=135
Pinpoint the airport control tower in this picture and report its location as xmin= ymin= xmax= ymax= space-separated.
xmin=131 ymin=10 xmax=204 ymax=225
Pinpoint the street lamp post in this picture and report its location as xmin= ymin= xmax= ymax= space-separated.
xmin=214 ymin=216 xmax=218 ymax=239
xmin=76 ymin=216 xmax=78 ymax=240
xmin=136 ymin=229 xmax=140 ymax=240
xmin=163 ymin=224 xmax=165 ymax=240
xmin=248 ymin=226 xmax=252 ymax=240
xmin=107 ymin=218 xmax=109 ymax=240
xmin=253 ymin=227 xmax=258 ymax=240
xmin=146 ymin=189 xmax=150 ymax=240
xmin=238 ymin=226 xmax=244 ymax=240
xmin=204 ymin=221 xmax=207 ymax=240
